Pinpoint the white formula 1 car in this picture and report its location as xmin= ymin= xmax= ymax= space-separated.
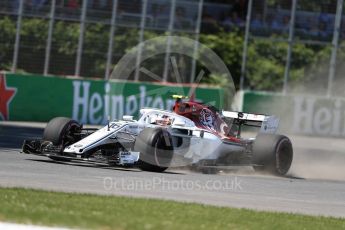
xmin=22 ymin=97 xmax=293 ymax=175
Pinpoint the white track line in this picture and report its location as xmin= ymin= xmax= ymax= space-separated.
xmin=0 ymin=222 xmax=70 ymax=230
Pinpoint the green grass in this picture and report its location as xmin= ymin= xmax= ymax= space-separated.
xmin=0 ymin=187 xmax=344 ymax=230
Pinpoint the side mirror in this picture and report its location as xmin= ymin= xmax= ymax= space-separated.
xmin=173 ymin=120 xmax=185 ymax=127
xmin=123 ymin=115 xmax=134 ymax=121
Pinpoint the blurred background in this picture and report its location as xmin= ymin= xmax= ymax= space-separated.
xmin=1 ymin=0 xmax=345 ymax=180
xmin=1 ymin=0 xmax=345 ymax=95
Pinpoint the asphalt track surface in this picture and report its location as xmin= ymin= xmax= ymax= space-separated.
xmin=1 ymin=122 xmax=345 ymax=218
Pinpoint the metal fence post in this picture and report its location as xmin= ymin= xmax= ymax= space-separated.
xmin=105 ymin=0 xmax=118 ymax=80
xmin=282 ymin=0 xmax=297 ymax=94
xmin=75 ymin=0 xmax=88 ymax=76
xmin=134 ymin=0 xmax=148 ymax=81
xmin=11 ymin=0 xmax=24 ymax=73
xmin=44 ymin=0 xmax=56 ymax=76
xmin=162 ymin=0 xmax=176 ymax=82
xmin=239 ymin=0 xmax=253 ymax=91
xmin=327 ymin=0 xmax=343 ymax=97
xmin=190 ymin=0 xmax=204 ymax=83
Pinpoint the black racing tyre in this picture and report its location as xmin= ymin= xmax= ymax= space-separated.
xmin=134 ymin=128 xmax=174 ymax=172
xmin=252 ymin=134 xmax=293 ymax=176
xmin=43 ymin=117 xmax=81 ymax=146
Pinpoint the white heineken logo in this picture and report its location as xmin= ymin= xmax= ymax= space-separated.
xmin=292 ymin=96 xmax=345 ymax=136
xmin=72 ymin=81 xmax=175 ymax=124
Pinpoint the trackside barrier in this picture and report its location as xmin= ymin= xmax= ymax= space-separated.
xmin=239 ymin=90 xmax=345 ymax=137
xmin=0 ymin=72 xmax=223 ymax=124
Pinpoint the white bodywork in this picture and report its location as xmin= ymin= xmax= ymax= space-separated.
xmin=222 ymin=111 xmax=279 ymax=134
xmin=63 ymin=108 xmax=274 ymax=166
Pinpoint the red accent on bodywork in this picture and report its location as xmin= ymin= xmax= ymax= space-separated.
xmin=174 ymin=101 xmax=240 ymax=142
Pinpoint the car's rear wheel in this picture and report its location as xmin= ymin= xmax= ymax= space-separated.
xmin=252 ymin=134 xmax=293 ymax=176
xmin=134 ymin=128 xmax=174 ymax=172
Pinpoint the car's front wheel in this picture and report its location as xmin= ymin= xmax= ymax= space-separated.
xmin=43 ymin=117 xmax=81 ymax=161
xmin=43 ymin=117 xmax=81 ymax=146
xmin=134 ymin=128 xmax=174 ymax=172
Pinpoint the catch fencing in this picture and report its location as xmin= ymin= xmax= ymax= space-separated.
xmin=1 ymin=0 xmax=345 ymax=97
xmin=0 ymin=0 xmax=203 ymax=82
xmin=241 ymin=0 xmax=344 ymax=97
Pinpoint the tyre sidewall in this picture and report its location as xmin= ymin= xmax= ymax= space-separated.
xmin=135 ymin=128 xmax=174 ymax=172
xmin=253 ymin=134 xmax=293 ymax=175
xmin=43 ymin=117 xmax=80 ymax=146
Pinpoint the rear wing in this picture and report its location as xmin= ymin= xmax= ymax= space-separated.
xmin=222 ymin=111 xmax=279 ymax=134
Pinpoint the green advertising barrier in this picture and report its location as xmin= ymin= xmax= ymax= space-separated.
xmin=241 ymin=90 xmax=345 ymax=137
xmin=0 ymin=72 xmax=224 ymax=124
